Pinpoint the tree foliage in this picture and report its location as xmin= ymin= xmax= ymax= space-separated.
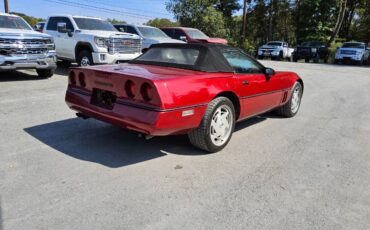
xmin=107 ymin=18 xmax=127 ymax=24
xmin=10 ymin=12 xmax=44 ymax=26
xmin=145 ymin=18 xmax=180 ymax=27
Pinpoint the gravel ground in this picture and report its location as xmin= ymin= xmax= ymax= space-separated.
xmin=0 ymin=61 xmax=369 ymax=230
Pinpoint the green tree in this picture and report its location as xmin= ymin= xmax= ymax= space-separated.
xmin=107 ymin=18 xmax=127 ymax=24
xmin=145 ymin=18 xmax=179 ymax=27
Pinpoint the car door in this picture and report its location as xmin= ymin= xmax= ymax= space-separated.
xmin=222 ymin=49 xmax=284 ymax=118
xmin=56 ymin=17 xmax=76 ymax=59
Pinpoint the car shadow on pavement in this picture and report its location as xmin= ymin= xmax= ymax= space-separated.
xmin=24 ymin=115 xmax=268 ymax=168
xmin=0 ymin=70 xmax=44 ymax=81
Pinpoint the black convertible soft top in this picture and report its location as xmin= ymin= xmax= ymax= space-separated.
xmin=128 ymin=43 xmax=237 ymax=72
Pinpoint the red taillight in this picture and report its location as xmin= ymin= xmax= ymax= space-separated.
xmin=124 ymin=80 xmax=135 ymax=98
xmin=78 ymin=72 xmax=86 ymax=88
xmin=140 ymin=83 xmax=153 ymax=101
xmin=69 ymin=71 xmax=76 ymax=85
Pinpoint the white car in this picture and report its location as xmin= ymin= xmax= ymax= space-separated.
xmin=0 ymin=13 xmax=56 ymax=78
xmin=44 ymin=15 xmax=142 ymax=66
xmin=258 ymin=41 xmax=294 ymax=61
xmin=335 ymin=42 xmax=369 ymax=65
xmin=113 ymin=24 xmax=184 ymax=52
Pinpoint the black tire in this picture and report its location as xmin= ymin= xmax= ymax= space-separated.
xmin=305 ymin=58 xmax=310 ymax=63
xmin=57 ymin=60 xmax=71 ymax=67
xmin=258 ymin=55 xmax=264 ymax=60
xmin=188 ymin=97 xmax=235 ymax=153
xmin=293 ymin=57 xmax=298 ymax=62
xmin=324 ymin=58 xmax=328 ymax=64
xmin=357 ymin=56 xmax=364 ymax=66
xmin=36 ymin=69 xmax=54 ymax=78
xmin=275 ymin=82 xmax=303 ymax=118
xmin=77 ymin=50 xmax=94 ymax=66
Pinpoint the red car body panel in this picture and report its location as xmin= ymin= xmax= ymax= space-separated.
xmin=65 ymin=62 xmax=301 ymax=136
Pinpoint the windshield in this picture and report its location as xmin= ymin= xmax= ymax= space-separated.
xmin=222 ymin=49 xmax=263 ymax=74
xmin=134 ymin=47 xmax=200 ymax=65
xmin=266 ymin=42 xmax=283 ymax=46
xmin=137 ymin=26 xmax=168 ymax=38
xmin=184 ymin=29 xmax=209 ymax=39
xmin=0 ymin=15 xmax=32 ymax=30
xmin=342 ymin=43 xmax=365 ymax=49
xmin=73 ymin=17 xmax=116 ymax=31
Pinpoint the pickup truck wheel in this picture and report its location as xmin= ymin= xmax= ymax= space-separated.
xmin=275 ymin=82 xmax=303 ymax=118
xmin=305 ymin=58 xmax=310 ymax=63
xmin=188 ymin=97 xmax=235 ymax=153
xmin=36 ymin=69 xmax=54 ymax=78
xmin=293 ymin=57 xmax=298 ymax=62
xmin=77 ymin=50 xmax=94 ymax=66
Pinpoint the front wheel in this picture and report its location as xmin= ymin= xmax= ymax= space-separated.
xmin=77 ymin=50 xmax=94 ymax=66
xmin=188 ymin=97 xmax=235 ymax=153
xmin=275 ymin=82 xmax=303 ymax=118
xmin=36 ymin=69 xmax=54 ymax=78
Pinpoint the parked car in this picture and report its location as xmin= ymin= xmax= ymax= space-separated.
xmin=258 ymin=41 xmax=294 ymax=61
xmin=66 ymin=43 xmax=304 ymax=152
xmin=160 ymin=27 xmax=227 ymax=44
xmin=334 ymin=42 xmax=369 ymax=65
xmin=293 ymin=41 xmax=329 ymax=63
xmin=34 ymin=21 xmax=45 ymax=32
xmin=43 ymin=15 xmax=142 ymax=66
xmin=0 ymin=13 xmax=56 ymax=78
xmin=113 ymin=24 xmax=184 ymax=52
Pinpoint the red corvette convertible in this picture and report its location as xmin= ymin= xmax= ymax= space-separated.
xmin=66 ymin=43 xmax=303 ymax=152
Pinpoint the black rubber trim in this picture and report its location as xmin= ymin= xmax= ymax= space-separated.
xmin=240 ymin=88 xmax=290 ymax=99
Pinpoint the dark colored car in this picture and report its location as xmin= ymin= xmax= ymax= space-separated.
xmin=160 ymin=27 xmax=227 ymax=44
xmin=293 ymin=41 xmax=329 ymax=63
xmin=34 ymin=22 xmax=45 ymax=32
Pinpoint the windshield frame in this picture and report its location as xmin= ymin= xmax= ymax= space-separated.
xmin=73 ymin=17 xmax=116 ymax=31
xmin=137 ymin=26 xmax=169 ymax=38
xmin=0 ymin=15 xmax=33 ymax=30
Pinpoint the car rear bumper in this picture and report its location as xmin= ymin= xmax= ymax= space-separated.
xmin=65 ymin=88 xmax=206 ymax=136
xmin=0 ymin=51 xmax=57 ymax=71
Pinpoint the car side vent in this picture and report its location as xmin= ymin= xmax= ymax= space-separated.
xmin=282 ymin=91 xmax=288 ymax=103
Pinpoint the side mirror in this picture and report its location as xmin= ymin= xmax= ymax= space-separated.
xmin=179 ymin=36 xmax=187 ymax=42
xmin=57 ymin=22 xmax=73 ymax=37
xmin=264 ymin=67 xmax=275 ymax=78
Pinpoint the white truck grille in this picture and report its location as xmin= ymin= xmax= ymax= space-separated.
xmin=0 ymin=38 xmax=52 ymax=55
xmin=108 ymin=38 xmax=141 ymax=54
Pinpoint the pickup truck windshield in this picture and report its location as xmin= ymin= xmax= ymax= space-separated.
xmin=184 ymin=29 xmax=209 ymax=39
xmin=342 ymin=43 xmax=365 ymax=49
xmin=73 ymin=18 xmax=116 ymax=31
xmin=302 ymin=41 xmax=325 ymax=47
xmin=137 ymin=26 xmax=168 ymax=38
xmin=266 ymin=42 xmax=283 ymax=46
xmin=0 ymin=15 xmax=32 ymax=30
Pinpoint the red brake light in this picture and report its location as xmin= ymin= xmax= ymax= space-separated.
xmin=124 ymin=80 xmax=135 ymax=98
xmin=140 ymin=83 xmax=153 ymax=101
xmin=69 ymin=71 xmax=76 ymax=85
xmin=78 ymin=72 xmax=86 ymax=88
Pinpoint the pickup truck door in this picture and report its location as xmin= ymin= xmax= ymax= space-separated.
xmin=45 ymin=17 xmax=76 ymax=60
xmin=222 ymin=49 xmax=284 ymax=119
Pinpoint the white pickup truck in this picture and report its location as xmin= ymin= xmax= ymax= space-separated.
xmin=0 ymin=13 xmax=56 ymax=78
xmin=335 ymin=42 xmax=369 ymax=65
xmin=258 ymin=41 xmax=294 ymax=61
xmin=43 ymin=15 xmax=142 ymax=66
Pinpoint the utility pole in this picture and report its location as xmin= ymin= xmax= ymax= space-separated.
xmin=241 ymin=0 xmax=247 ymax=44
xmin=4 ymin=0 xmax=9 ymax=13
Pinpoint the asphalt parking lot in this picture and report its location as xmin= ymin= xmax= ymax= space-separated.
xmin=1 ymin=61 xmax=370 ymax=229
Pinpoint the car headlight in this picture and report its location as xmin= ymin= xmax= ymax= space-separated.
xmin=94 ymin=37 xmax=109 ymax=48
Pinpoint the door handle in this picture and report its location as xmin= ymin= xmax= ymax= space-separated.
xmin=242 ymin=80 xmax=249 ymax=85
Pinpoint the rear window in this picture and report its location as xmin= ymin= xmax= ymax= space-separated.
xmin=135 ymin=47 xmax=200 ymax=65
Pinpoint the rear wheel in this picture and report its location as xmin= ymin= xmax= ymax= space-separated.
xmin=188 ymin=97 xmax=235 ymax=153
xmin=36 ymin=69 xmax=54 ymax=78
xmin=77 ymin=50 xmax=94 ymax=66
xmin=276 ymin=82 xmax=303 ymax=118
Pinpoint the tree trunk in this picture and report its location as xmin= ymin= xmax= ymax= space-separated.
xmin=328 ymin=0 xmax=347 ymax=45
